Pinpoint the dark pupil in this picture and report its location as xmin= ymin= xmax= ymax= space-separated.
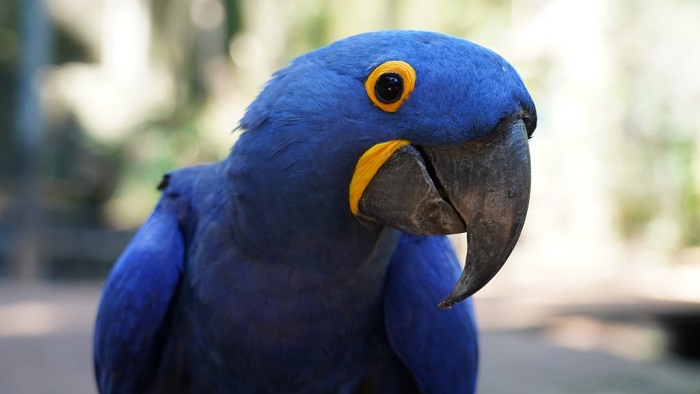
xmin=375 ymin=73 xmax=404 ymax=104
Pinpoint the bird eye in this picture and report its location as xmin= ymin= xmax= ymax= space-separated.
xmin=375 ymin=73 xmax=403 ymax=104
xmin=365 ymin=61 xmax=416 ymax=112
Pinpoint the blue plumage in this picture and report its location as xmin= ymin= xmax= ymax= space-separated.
xmin=384 ymin=234 xmax=478 ymax=393
xmin=94 ymin=30 xmax=535 ymax=393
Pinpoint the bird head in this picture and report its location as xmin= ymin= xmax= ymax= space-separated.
xmin=233 ymin=30 xmax=536 ymax=308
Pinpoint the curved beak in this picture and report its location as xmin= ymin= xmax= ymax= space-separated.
xmin=353 ymin=120 xmax=531 ymax=308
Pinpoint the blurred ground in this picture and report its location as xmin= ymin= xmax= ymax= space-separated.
xmin=1 ymin=282 xmax=699 ymax=394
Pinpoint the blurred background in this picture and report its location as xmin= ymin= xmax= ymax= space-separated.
xmin=1 ymin=0 xmax=699 ymax=393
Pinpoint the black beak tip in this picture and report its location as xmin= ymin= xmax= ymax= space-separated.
xmin=437 ymin=287 xmax=475 ymax=310
xmin=437 ymin=298 xmax=459 ymax=310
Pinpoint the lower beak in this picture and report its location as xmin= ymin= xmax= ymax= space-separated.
xmin=352 ymin=120 xmax=531 ymax=308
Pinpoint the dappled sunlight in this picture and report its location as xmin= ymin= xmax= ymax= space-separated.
xmin=43 ymin=63 xmax=176 ymax=143
xmin=631 ymin=259 xmax=700 ymax=303
xmin=0 ymin=298 xmax=94 ymax=338
xmin=7 ymin=0 xmax=697 ymax=250
xmin=544 ymin=316 xmax=667 ymax=362
xmin=29 ymin=0 xmax=700 ymax=278
xmin=0 ymin=302 xmax=57 ymax=338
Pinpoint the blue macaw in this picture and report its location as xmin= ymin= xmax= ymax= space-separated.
xmin=94 ymin=30 xmax=536 ymax=393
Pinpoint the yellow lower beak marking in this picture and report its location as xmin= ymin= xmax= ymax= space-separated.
xmin=349 ymin=139 xmax=410 ymax=216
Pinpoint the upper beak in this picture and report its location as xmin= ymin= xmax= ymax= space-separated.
xmin=352 ymin=119 xmax=531 ymax=308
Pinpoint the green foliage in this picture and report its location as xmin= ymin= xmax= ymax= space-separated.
xmin=3 ymin=0 xmax=700 ymax=253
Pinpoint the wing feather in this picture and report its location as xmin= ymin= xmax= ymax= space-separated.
xmin=93 ymin=193 xmax=186 ymax=393
xmin=384 ymin=234 xmax=478 ymax=394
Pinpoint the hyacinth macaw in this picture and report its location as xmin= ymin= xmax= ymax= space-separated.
xmin=94 ymin=30 xmax=536 ymax=393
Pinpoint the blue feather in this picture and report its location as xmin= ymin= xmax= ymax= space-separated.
xmin=93 ymin=181 xmax=186 ymax=393
xmin=385 ymin=234 xmax=479 ymax=393
xmin=94 ymin=30 xmax=535 ymax=393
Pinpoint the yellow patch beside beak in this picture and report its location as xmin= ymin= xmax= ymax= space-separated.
xmin=349 ymin=139 xmax=410 ymax=215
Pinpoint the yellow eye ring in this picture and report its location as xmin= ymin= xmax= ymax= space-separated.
xmin=365 ymin=61 xmax=416 ymax=112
